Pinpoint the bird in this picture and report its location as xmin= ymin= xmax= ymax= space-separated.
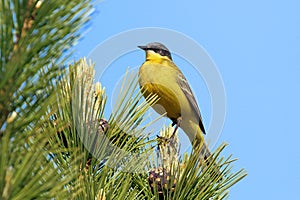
xmin=138 ymin=42 xmax=210 ymax=160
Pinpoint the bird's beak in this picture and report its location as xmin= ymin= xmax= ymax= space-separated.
xmin=138 ymin=45 xmax=148 ymax=50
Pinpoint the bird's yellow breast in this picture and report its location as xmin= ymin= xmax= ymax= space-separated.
xmin=138 ymin=58 xmax=190 ymax=121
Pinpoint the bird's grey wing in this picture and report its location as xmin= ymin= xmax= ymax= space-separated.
xmin=177 ymin=72 xmax=206 ymax=135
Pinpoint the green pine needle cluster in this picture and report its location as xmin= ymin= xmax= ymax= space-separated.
xmin=0 ymin=1 xmax=247 ymax=199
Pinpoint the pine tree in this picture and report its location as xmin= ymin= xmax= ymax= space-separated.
xmin=0 ymin=1 xmax=246 ymax=199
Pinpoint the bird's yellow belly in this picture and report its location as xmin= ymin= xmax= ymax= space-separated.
xmin=142 ymin=82 xmax=181 ymax=120
xmin=139 ymin=62 xmax=188 ymax=121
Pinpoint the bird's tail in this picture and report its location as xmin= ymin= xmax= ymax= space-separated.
xmin=185 ymin=121 xmax=222 ymax=178
xmin=197 ymin=141 xmax=224 ymax=180
xmin=199 ymin=142 xmax=211 ymax=161
xmin=191 ymin=124 xmax=211 ymax=161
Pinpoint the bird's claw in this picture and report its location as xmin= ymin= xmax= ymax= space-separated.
xmin=156 ymin=135 xmax=176 ymax=147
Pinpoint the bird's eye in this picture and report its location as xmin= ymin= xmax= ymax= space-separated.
xmin=152 ymin=49 xmax=170 ymax=58
xmin=154 ymin=49 xmax=163 ymax=55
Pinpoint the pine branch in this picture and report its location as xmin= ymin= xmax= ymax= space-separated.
xmin=0 ymin=0 xmax=92 ymax=128
xmin=0 ymin=0 xmax=92 ymax=199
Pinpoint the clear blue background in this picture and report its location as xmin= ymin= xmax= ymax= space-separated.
xmin=74 ymin=0 xmax=300 ymax=199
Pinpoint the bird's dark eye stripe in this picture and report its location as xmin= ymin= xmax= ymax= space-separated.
xmin=147 ymin=47 xmax=172 ymax=60
xmin=153 ymin=49 xmax=168 ymax=56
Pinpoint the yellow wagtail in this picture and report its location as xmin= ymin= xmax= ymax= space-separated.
xmin=138 ymin=42 xmax=210 ymax=159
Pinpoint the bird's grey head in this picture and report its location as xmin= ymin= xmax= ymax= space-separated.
xmin=138 ymin=42 xmax=172 ymax=60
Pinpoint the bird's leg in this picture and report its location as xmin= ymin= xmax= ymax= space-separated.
xmin=157 ymin=117 xmax=182 ymax=150
xmin=157 ymin=117 xmax=182 ymax=140
xmin=170 ymin=117 xmax=182 ymax=139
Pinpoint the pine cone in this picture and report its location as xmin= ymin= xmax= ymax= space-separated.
xmin=148 ymin=167 xmax=176 ymax=198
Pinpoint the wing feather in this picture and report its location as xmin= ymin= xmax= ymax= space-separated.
xmin=177 ymin=72 xmax=206 ymax=135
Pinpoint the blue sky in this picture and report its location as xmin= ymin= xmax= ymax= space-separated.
xmin=74 ymin=0 xmax=300 ymax=199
